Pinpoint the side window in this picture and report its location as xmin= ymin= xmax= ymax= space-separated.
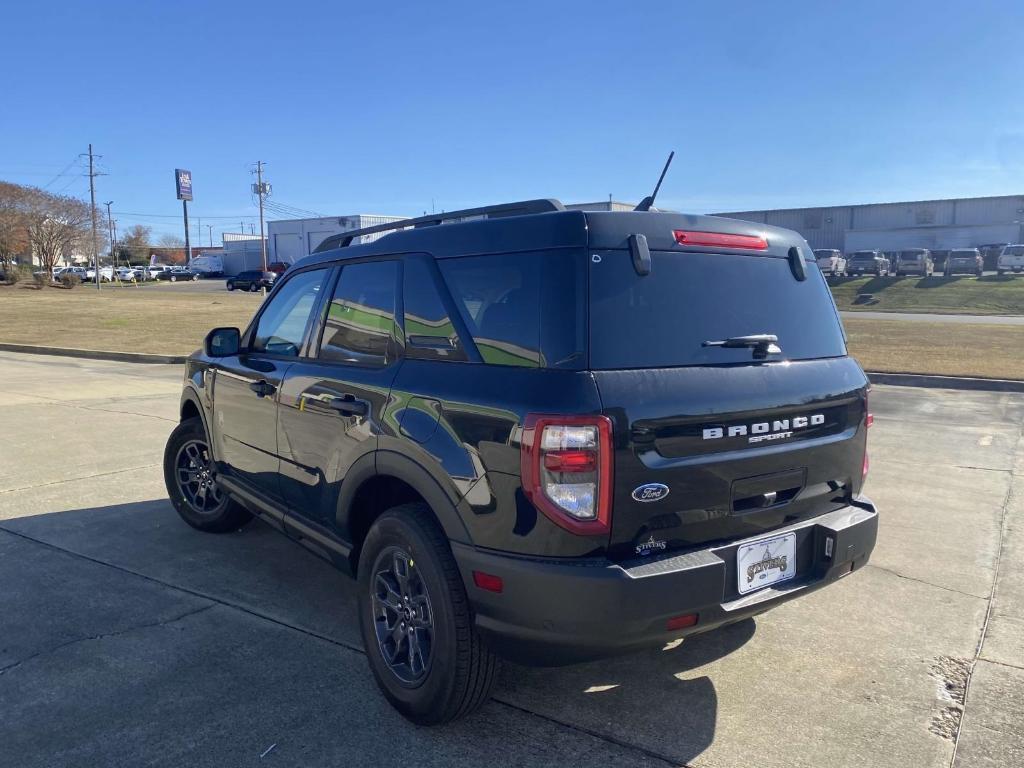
xmin=438 ymin=251 xmax=584 ymax=369
xmin=252 ymin=268 xmax=327 ymax=356
xmin=403 ymin=258 xmax=467 ymax=362
xmin=319 ymin=260 xmax=399 ymax=367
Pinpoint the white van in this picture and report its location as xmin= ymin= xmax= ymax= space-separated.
xmin=188 ymin=254 xmax=224 ymax=277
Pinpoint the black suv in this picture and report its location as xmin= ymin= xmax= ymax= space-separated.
xmin=846 ymin=250 xmax=891 ymax=276
xmin=226 ymin=270 xmax=276 ymax=292
xmin=164 ymin=200 xmax=878 ymax=724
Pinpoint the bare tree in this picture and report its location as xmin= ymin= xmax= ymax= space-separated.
xmin=23 ymin=188 xmax=93 ymax=277
xmin=157 ymin=233 xmax=185 ymax=248
xmin=118 ymin=224 xmax=152 ymax=265
xmin=0 ymin=181 xmax=31 ymax=278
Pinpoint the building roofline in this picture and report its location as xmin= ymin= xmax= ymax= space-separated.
xmin=715 ymin=193 xmax=1024 ymax=217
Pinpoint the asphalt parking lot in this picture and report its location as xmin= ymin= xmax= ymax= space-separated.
xmin=1 ymin=350 xmax=1022 ymax=768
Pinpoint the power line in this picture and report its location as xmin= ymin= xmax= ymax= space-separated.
xmin=112 ymin=210 xmax=259 ymax=219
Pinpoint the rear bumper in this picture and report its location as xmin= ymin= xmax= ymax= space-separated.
xmin=453 ymin=498 xmax=878 ymax=666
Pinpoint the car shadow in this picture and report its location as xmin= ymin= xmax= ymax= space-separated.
xmin=2 ymin=499 xmax=739 ymax=765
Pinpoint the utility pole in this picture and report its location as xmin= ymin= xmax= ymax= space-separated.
xmin=86 ymin=144 xmax=101 ymax=291
xmin=104 ymin=201 xmax=114 ymax=275
xmin=251 ymin=161 xmax=269 ymax=288
xmin=206 ymin=224 xmax=213 ymax=246
xmin=196 ymin=217 xmax=201 ymax=249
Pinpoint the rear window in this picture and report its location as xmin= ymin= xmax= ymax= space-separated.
xmin=438 ymin=250 xmax=585 ymax=369
xmin=589 ymin=250 xmax=846 ymax=369
xmin=850 ymin=253 xmax=876 ymax=260
xmin=900 ymin=251 xmax=923 ymax=259
xmin=1002 ymin=246 xmax=1024 ymax=256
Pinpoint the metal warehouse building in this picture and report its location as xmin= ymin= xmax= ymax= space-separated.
xmin=267 ymin=214 xmax=407 ymax=266
xmin=716 ymin=194 xmax=1024 ymax=256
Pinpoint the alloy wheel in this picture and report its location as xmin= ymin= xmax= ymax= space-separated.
xmin=174 ymin=439 xmax=225 ymax=515
xmin=370 ymin=547 xmax=434 ymax=685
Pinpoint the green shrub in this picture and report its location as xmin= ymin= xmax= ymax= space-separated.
xmin=59 ymin=273 xmax=81 ymax=289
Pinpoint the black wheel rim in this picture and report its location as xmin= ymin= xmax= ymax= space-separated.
xmin=174 ymin=439 xmax=225 ymax=515
xmin=370 ymin=547 xmax=434 ymax=685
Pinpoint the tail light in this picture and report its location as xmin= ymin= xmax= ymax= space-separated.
xmin=521 ymin=415 xmax=613 ymax=535
xmin=673 ymin=230 xmax=768 ymax=250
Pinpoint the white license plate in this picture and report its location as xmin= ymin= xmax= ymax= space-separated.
xmin=736 ymin=532 xmax=797 ymax=595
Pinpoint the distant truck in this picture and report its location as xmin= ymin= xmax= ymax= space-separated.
xmin=188 ymin=254 xmax=224 ymax=278
xmin=997 ymin=244 xmax=1024 ymax=276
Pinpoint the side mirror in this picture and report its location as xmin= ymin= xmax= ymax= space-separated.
xmin=205 ymin=327 xmax=240 ymax=357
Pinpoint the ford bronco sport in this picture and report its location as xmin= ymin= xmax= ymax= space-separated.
xmin=164 ymin=199 xmax=878 ymax=724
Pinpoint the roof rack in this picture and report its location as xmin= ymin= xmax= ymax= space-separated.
xmin=313 ymin=199 xmax=566 ymax=251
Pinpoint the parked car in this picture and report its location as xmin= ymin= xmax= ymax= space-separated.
xmin=148 ymin=265 xmax=171 ymax=279
xmin=979 ymin=243 xmax=1009 ymax=272
xmin=114 ymin=266 xmax=138 ymax=282
xmin=930 ymin=249 xmax=951 ymax=272
xmin=53 ymin=266 xmax=89 ymax=282
xmin=997 ymin=244 xmax=1024 ymax=275
xmin=156 ymin=266 xmax=200 ymax=282
xmin=129 ymin=265 xmax=151 ymax=281
xmin=267 ymin=261 xmax=292 ymax=276
xmin=895 ymin=248 xmax=933 ymax=276
xmin=813 ymin=248 xmax=846 ymax=276
xmin=164 ymin=199 xmax=878 ymax=724
xmin=945 ymin=248 xmax=983 ymax=276
xmin=226 ymin=270 xmax=276 ymax=292
xmin=189 ymin=254 xmax=224 ymax=278
xmin=84 ymin=266 xmax=114 ymax=282
xmin=846 ymin=250 xmax=890 ymax=276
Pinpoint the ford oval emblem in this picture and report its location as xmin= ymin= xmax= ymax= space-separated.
xmin=632 ymin=483 xmax=670 ymax=503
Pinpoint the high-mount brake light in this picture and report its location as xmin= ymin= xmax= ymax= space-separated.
xmin=521 ymin=415 xmax=613 ymax=535
xmin=673 ymin=230 xmax=768 ymax=250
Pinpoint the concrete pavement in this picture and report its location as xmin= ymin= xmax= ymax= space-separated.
xmin=0 ymin=350 xmax=1022 ymax=767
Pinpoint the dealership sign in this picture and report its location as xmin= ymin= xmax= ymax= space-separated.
xmin=175 ymin=169 xmax=193 ymax=201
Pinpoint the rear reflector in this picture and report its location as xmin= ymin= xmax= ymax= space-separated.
xmin=472 ymin=571 xmax=504 ymax=593
xmin=673 ymin=230 xmax=768 ymax=250
xmin=666 ymin=613 xmax=699 ymax=631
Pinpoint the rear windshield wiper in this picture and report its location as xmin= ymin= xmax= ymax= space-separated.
xmin=702 ymin=334 xmax=781 ymax=360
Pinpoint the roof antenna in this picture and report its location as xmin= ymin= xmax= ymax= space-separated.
xmin=634 ymin=151 xmax=675 ymax=212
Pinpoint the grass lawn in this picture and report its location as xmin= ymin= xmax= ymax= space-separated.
xmin=0 ymin=284 xmax=261 ymax=356
xmin=1 ymin=283 xmax=1022 ymax=379
xmin=829 ymin=274 xmax=1024 ymax=315
xmin=844 ymin=317 xmax=1024 ymax=380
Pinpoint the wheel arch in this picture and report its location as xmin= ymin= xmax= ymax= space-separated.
xmin=339 ymin=451 xmax=473 ymax=574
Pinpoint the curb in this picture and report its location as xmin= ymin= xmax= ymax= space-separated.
xmin=867 ymin=371 xmax=1024 ymax=393
xmin=0 ymin=343 xmax=187 ymax=365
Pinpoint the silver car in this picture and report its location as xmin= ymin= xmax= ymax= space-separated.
xmin=895 ymin=249 xmax=933 ymax=277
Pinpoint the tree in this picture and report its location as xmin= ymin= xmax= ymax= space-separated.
xmin=23 ymin=187 xmax=92 ymax=277
xmin=118 ymin=224 xmax=152 ymax=265
xmin=0 ymin=181 xmax=31 ymax=275
xmin=157 ymin=233 xmax=184 ymax=248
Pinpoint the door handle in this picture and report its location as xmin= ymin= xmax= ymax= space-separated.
xmin=329 ymin=394 xmax=368 ymax=417
xmin=248 ymin=380 xmax=276 ymax=398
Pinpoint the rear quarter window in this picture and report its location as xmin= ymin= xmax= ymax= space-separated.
xmin=438 ymin=250 xmax=585 ymax=369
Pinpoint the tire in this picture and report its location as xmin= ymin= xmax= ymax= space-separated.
xmin=226 ymin=282 xmax=234 ymax=291
xmin=357 ymin=503 xmax=498 ymax=725
xmin=163 ymin=417 xmax=252 ymax=533
xmin=192 ymin=274 xmax=199 ymax=281
xmin=170 ymin=275 xmax=177 ymax=282
xmin=249 ymin=282 xmax=258 ymax=292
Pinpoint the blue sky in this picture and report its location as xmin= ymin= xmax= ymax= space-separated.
xmin=2 ymin=0 xmax=1022 ymax=241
